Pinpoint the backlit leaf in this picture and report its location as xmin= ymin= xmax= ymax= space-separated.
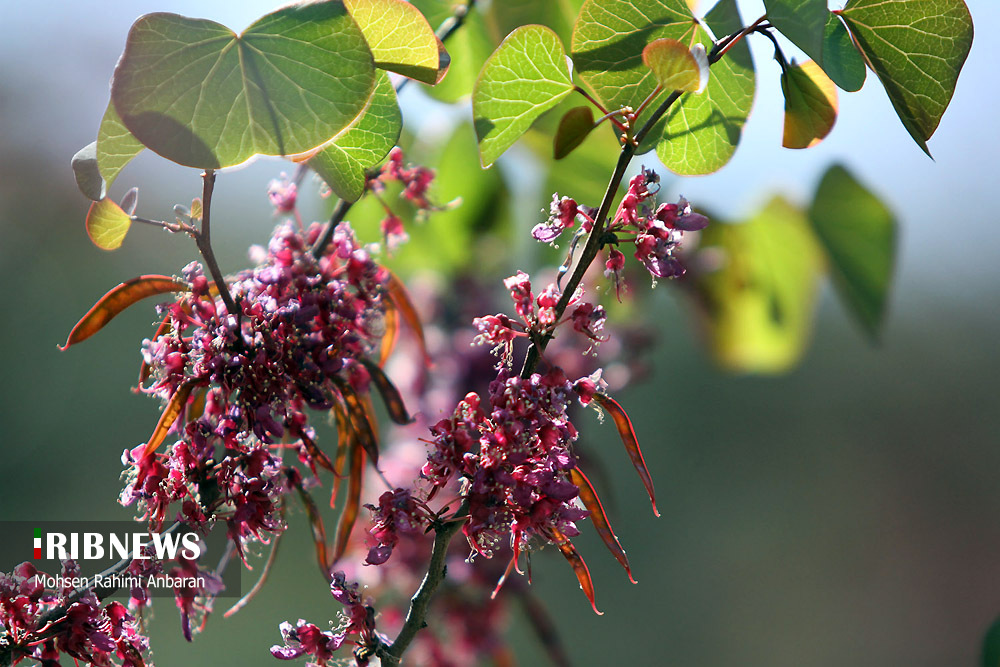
xmin=97 ymin=101 xmax=144 ymax=190
xmin=305 ymin=72 xmax=401 ymax=202
xmin=111 ymin=3 xmax=376 ymax=169
xmin=345 ymin=0 xmax=443 ymax=84
xmin=85 ymin=197 xmax=132 ymax=251
xmin=553 ymin=106 xmax=595 ymax=160
xmin=839 ymin=0 xmax=973 ymax=155
xmin=763 ymin=0 xmax=827 ymax=63
xmin=655 ymin=1 xmax=755 ymax=174
xmin=572 ymin=0 xmax=694 ymax=114
xmin=808 ymin=164 xmax=897 ymax=339
xmin=61 ymin=275 xmax=187 ymax=350
xmin=782 ymin=60 xmax=838 ymax=149
xmin=693 ymin=197 xmax=824 ymax=373
xmin=473 ymin=25 xmax=575 ymax=167
xmin=642 ymin=38 xmax=708 ymax=93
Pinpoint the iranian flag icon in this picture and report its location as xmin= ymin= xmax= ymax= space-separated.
xmin=34 ymin=528 xmax=41 ymax=559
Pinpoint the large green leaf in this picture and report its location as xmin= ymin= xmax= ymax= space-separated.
xmin=763 ymin=0 xmax=827 ymax=64
xmin=839 ymin=0 xmax=973 ymax=155
xmin=572 ymin=0 xmax=695 ymax=114
xmin=694 ymin=197 xmax=824 ymax=374
xmin=307 ymin=72 xmax=401 ymax=202
xmin=111 ymin=2 xmax=376 ymax=169
xmin=345 ymin=0 xmax=443 ymax=84
xmin=72 ymin=103 xmax=146 ymax=202
xmin=821 ymin=12 xmax=867 ymax=92
xmin=97 ymin=101 xmax=145 ymax=191
xmin=473 ymin=25 xmax=575 ymax=167
xmin=808 ymin=165 xmax=897 ymax=339
xmin=655 ymin=1 xmax=755 ymax=175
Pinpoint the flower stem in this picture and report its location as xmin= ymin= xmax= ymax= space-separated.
xmin=193 ymin=170 xmax=240 ymax=318
xmin=518 ymin=21 xmax=756 ymax=380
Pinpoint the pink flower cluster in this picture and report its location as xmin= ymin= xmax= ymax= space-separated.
xmin=532 ymin=167 xmax=709 ymax=293
xmin=422 ymin=368 xmax=590 ymax=561
xmin=0 ymin=561 xmax=150 ymax=666
xmin=270 ymin=572 xmax=382 ymax=666
xmin=473 ymin=271 xmax=606 ymax=365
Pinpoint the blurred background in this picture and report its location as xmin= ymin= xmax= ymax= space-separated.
xmin=1 ymin=1 xmax=998 ymax=665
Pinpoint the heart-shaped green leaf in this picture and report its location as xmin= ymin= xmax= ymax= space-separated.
xmin=554 ymin=106 xmax=595 ymax=159
xmin=473 ymin=25 xmax=575 ymax=167
xmin=97 ymin=101 xmax=145 ymax=190
xmin=693 ymin=197 xmax=824 ymax=374
xmin=306 ymin=72 xmax=402 ymax=202
xmin=85 ymin=197 xmax=133 ymax=250
xmin=808 ymin=165 xmax=897 ymax=339
xmin=655 ymin=1 xmax=755 ymax=175
xmin=782 ymin=60 xmax=838 ymax=149
xmin=642 ymin=38 xmax=708 ymax=93
xmin=572 ymin=0 xmax=695 ymax=115
xmin=839 ymin=0 xmax=973 ymax=155
xmin=111 ymin=2 xmax=377 ymax=169
xmin=763 ymin=0 xmax=828 ymax=64
xmin=821 ymin=12 xmax=867 ymax=92
xmin=345 ymin=0 xmax=444 ymax=84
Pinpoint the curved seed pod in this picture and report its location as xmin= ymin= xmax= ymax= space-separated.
xmin=332 ymin=377 xmax=379 ymax=466
xmin=142 ymin=381 xmax=195 ymax=456
xmin=378 ymin=297 xmax=399 ymax=366
xmin=593 ymin=393 xmax=659 ymax=517
xmin=385 ymin=269 xmax=430 ymax=366
xmin=550 ymin=526 xmax=602 ymax=615
xmin=299 ymin=429 xmax=335 ymax=474
xmin=361 ymin=358 xmax=412 ymax=425
xmin=60 ymin=275 xmax=187 ymax=350
xmin=330 ymin=398 xmax=352 ymax=508
xmin=293 ymin=482 xmax=330 ymax=583
xmin=330 ymin=443 xmax=365 ymax=564
xmin=570 ymin=467 xmax=636 ymax=583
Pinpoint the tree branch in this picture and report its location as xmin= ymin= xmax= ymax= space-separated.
xmin=379 ymin=504 xmax=469 ymax=665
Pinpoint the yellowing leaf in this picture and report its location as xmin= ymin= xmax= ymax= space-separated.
xmin=642 ymin=39 xmax=708 ymax=94
xmin=85 ymin=197 xmax=133 ymax=250
xmin=782 ymin=60 xmax=838 ymax=149
xmin=693 ymin=197 xmax=824 ymax=374
xmin=345 ymin=0 xmax=444 ymax=84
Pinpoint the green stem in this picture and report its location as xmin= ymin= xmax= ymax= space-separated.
xmin=379 ymin=503 xmax=469 ymax=665
xmin=194 ymin=170 xmax=240 ymax=318
xmin=518 ymin=21 xmax=756 ymax=379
